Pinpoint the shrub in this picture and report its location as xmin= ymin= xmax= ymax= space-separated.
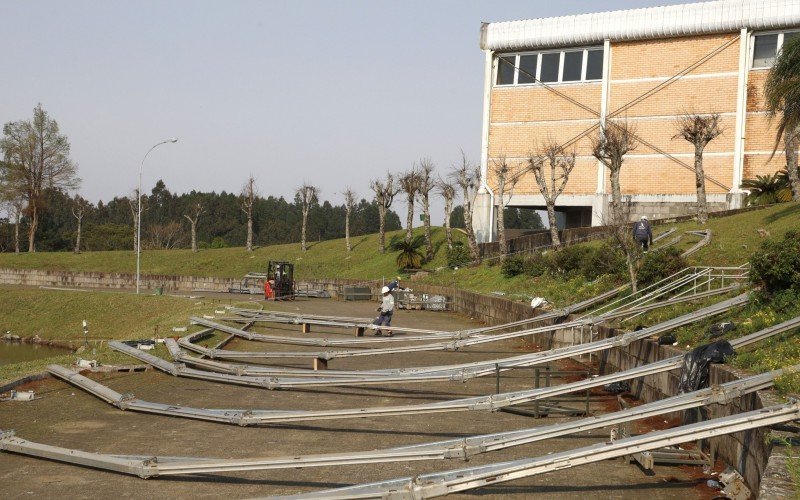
xmin=446 ymin=242 xmax=472 ymax=268
xmin=637 ymin=247 xmax=687 ymax=287
xmin=551 ymin=245 xmax=593 ymax=276
xmin=523 ymin=252 xmax=550 ymax=277
xmin=210 ymin=236 xmax=227 ymax=249
xmin=750 ymin=231 xmax=800 ymax=296
xmin=501 ymin=255 xmax=526 ymax=278
xmin=582 ymin=243 xmax=626 ymax=280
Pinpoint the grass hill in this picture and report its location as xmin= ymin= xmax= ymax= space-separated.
xmin=0 ymin=227 xmax=462 ymax=280
xmin=0 ymin=204 xmax=797 ymax=308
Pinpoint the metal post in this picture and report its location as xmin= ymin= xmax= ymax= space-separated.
xmin=495 ymin=364 xmax=500 ymax=394
xmin=136 ymin=138 xmax=177 ymax=294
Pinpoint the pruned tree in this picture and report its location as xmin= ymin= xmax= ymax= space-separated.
xmin=490 ymin=154 xmax=520 ymax=260
xmin=673 ymin=113 xmax=723 ymax=224
xmin=369 ymin=173 xmax=398 ymax=254
xmin=343 ymin=187 xmax=356 ymax=252
xmin=182 ymin=200 xmax=205 ymax=253
xmin=592 ymin=120 xmax=640 ymax=291
xmin=128 ymin=188 xmax=146 ymax=252
xmin=72 ymin=195 xmax=89 ymax=254
xmin=296 ymin=183 xmax=319 ymax=252
xmin=529 ymin=142 xmax=576 ymax=248
xmin=240 ymin=175 xmax=257 ymax=252
xmin=416 ymin=158 xmax=436 ymax=260
xmin=0 ymin=104 xmax=80 ymax=252
xmin=765 ymin=35 xmax=800 ymax=201
xmin=452 ymin=151 xmax=481 ymax=263
xmin=437 ymin=178 xmax=457 ymax=250
xmin=592 ymin=120 xmax=638 ymax=213
xmin=398 ymin=168 xmax=420 ymax=244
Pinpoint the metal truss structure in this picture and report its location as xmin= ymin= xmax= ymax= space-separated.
xmin=277 ymin=402 xmax=800 ymax=499
xmin=2 ymin=367 xmax=794 ymax=480
xmin=53 ymin=316 xmax=800 ymax=426
xmin=110 ymin=293 xmax=748 ymax=389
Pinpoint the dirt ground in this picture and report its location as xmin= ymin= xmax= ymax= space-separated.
xmin=0 ymin=297 xmax=716 ymax=499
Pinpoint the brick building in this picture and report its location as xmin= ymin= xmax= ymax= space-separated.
xmin=472 ymin=0 xmax=800 ymax=242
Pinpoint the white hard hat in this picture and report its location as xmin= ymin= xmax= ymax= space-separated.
xmin=641 ymin=215 xmax=648 ymax=220
xmin=381 ymin=286 xmax=390 ymax=294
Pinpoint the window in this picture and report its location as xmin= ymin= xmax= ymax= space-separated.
xmin=586 ymin=49 xmax=604 ymax=80
xmin=562 ymin=51 xmax=583 ymax=82
xmin=494 ymin=46 xmax=604 ymax=86
xmin=753 ymin=34 xmax=778 ymax=68
xmin=540 ymin=53 xmax=560 ymax=82
xmin=496 ymin=55 xmax=516 ymax=85
xmin=752 ymin=31 xmax=800 ymax=69
xmin=518 ymin=54 xmax=538 ymax=84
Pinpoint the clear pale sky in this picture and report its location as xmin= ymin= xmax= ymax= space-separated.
xmin=2 ymin=0 xmax=703 ymax=224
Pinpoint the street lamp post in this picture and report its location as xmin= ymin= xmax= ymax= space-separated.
xmin=137 ymin=138 xmax=178 ymax=294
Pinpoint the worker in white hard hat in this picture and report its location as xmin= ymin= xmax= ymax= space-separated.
xmin=371 ymin=285 xmax=395 ymax=336
xmin=633 ymin=215 xmax=653 ymax=251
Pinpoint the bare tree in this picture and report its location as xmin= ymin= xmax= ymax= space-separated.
xmin=183 ymin=200 xmax=205 ymax=253
xmin=416 ymin=159 xmax=436 ymax=260
xmin=296 ymin=183 xmax=319 ymax=252
xmin=490 ymin=154 xmax=520 ymax=260
xmin=343 ymin=187 xmax=356 ymax=252
xmin=674 ymin=113 xmax=723 ymax=224
xmin=398 ymin=168 xmax=420 ymax=244
xmin=529 ymin=142 xmax=577 ymax=248
xmin=147 ymin=221 xmax=185 ymax=249
xmin=127 ymin=188 xmax=146 ymax=252
xmin=240 ymin=175 xmax=257 ymax=252
xmin=0 ymin=104 xmax=80 ymax=252
xmin=71 ymin=195 xmax=89 ymax=254
xmin=369 ymin=173 xmax=398 ymax=254
xmin=437 ymin=178 xmax=457 ymax=250
xmin=592 ymin=121 xmax=640 ymax=291
xmin=452 ymin=151 xmax=481 ymax=263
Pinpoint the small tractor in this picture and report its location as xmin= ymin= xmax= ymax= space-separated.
xmin=228 ymin=261 xmax=295 ymax=300
xmin=264 ymin=261 xmax=294 ymax=300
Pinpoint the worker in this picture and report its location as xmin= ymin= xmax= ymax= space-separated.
xmin=386 ymin=276 xmax=404 ymax=291
xmin=633 ymin=215 xmax=653 ymax=251
xmin=372 ymin=286 xmax=394 ymax=336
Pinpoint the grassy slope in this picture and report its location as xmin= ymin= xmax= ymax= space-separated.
xmin=0 ymin=227 xmax=461 ymax=280
xmin=0 ymin=204 xmax=796 ymax=306
xmin=422 ymin=203 xmax=800 ymax=306
xmin=0 ymin=287 xmax=214 ymax=385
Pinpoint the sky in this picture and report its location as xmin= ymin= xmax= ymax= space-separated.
xmin=1 ymin=0 xmax=704 ymax=225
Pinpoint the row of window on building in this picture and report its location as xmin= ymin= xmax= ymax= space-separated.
xmin=495 ymin=31 xmax=799 ymax=87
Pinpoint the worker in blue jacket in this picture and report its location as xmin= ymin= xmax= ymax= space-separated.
xmin=633 ymin=215 xmax=653 ymax=251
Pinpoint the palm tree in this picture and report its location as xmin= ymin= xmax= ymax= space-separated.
xmin=393 ymin=239 xmax=424 ymax=270
xmin=765 ymin=36 xmax=800 ymax=201
xmin=741 ymin=174 xmax=790 ymax=206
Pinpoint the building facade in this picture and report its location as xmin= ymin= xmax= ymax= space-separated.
xmin=473 ymin=0 xmax=800 ymax=242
